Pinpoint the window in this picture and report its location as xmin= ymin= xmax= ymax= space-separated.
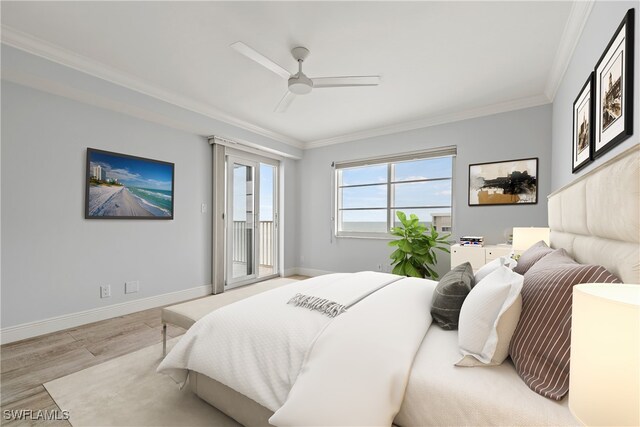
xmin=335 ymin=147 xmax=455 ymax=237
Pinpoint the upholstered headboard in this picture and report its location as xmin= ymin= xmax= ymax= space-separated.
xmin=548 ymin=144 xmax=639 ymax=284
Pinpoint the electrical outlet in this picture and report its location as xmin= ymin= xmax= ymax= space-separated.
xmin=100 ymin=285 xmax=111 ymax=298
xmin=201 ymin=203 xmax=207 ymax=213
xmin=125 ymin=281 xmax=139 ymax=294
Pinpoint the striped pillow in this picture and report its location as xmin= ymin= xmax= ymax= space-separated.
xmin=513 ymin=240 xmax=554 ymax=275
xmin=509 ymin=249 xmax=621 ymax=400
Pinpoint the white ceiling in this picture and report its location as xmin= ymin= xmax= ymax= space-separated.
xmin=1 ymin=1 xmax=577 ymax=147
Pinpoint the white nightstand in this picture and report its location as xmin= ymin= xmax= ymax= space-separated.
xmin=450 ymin=244 xmax=513 ymax=271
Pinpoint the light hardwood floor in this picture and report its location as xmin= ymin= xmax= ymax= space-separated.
xmin=0 ymin=275 xmax=308 ymax=426
xmin=0 ymin=306 xmax=186 ymax=426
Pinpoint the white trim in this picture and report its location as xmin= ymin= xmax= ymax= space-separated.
xmin=1 ymin=18 xmax=582 ymax=151
xmin=290 ymin=267 xmax=334 ymax=277
xmin=283 ymin=268 xmax=298 ymax=277
xmin=0 ymin=25 xmax=304 ymax=150
xmin=1 ymin=69 xmax=214 ymax=138
xmin=544 ymin=1 xmax=595 ymax=101
xmin=0 ymin=284 xmax=212 ymax=344
xmin=305 ymin=94 xmax=550 ymax=149
xmin=335 ymin=233 xmax=394 ymax=240
xmin=212 ymin=136 xmax=295 ymax=161
xmin=333 ymin=145 xmax=456 ymax=169
xmin=548 ymin=143 xmax=640 ymax=198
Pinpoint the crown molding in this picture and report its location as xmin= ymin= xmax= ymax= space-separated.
xmin=305 ymin=94 xmax=551 ymax=149
xmin=544 ymin=1 xmax=594 ymax=101
xmin=2 ymin=18 xmax=572 ymax=152
xmin=0 ymin=25 xmax=305 ymax=150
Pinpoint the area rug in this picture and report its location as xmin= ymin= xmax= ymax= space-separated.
xmin=45 ymin=338 xmax=240 ymax=426
xmin=44 ymin=277 xmax=307 ymax=426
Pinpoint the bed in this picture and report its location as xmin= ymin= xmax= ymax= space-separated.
xmin=159 ymin=144 xmax=639 ymax=427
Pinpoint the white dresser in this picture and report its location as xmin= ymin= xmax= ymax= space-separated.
xmin=450 ymin=244 xmax=513 ymax=271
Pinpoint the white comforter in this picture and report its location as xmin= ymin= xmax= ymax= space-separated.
xmin=158 ymin=272 xmax=436 ymax=426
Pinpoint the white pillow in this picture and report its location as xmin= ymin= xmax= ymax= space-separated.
xmin=474 ymin=255 xmax=517 ymax=284
xmin=456 ymin=266 xmax=523 ymax=367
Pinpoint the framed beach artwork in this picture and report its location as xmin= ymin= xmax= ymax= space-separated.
xmin=572 ymin=73 xmax=594 ymax=173
xmin=85 ymin=148 xmax=174 ymax=219
xmin=468 ymin=158 xmax=538 ymax=206
xmin=593 ymin=8 xmax=634 ymax=158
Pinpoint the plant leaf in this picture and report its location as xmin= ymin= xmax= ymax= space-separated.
xmin=392 ymin=261 xmax=405 ymax=275
xmin=390 ymin=248 xmax=405 ymax=262
xmin=425 ymin=265 xmax=439 ymax=280
xmin=399 ymin=239 xmax=412 ymax=253
xmin=404 ymin=262 xmax=422 ymax=278
xmin=396 ymin=211 xmax=408 ymax=227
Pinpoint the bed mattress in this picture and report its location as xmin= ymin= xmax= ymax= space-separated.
xmin=190 ymin=323 xmax=578 ymax=426
xmin=395 ymin=326 xmax=578 ymax=427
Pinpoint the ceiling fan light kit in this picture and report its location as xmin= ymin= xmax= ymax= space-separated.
xmin=231 ymin=41 xmax=381 ymax=112
xmin=288 ymin=46 xmax=313 ymax=94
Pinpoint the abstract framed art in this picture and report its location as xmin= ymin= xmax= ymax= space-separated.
xmin=572 ymin=73 xmax=594 ymax=173
xmin=468 ymin=158 xmax=538 ymax=206
xmin=85 ymin=148 xmax=175 ymax=219
xmin=593 ymin=8 xmax=634 ymax=158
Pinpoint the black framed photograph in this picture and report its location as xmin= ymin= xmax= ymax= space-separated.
xmin=593 ymin=8 xmax=635 ymax=158
xmin=85 ymin=148 xmax=174 ymax=219
xmin=468 ymin=158 xmax=538 ymax=206
xmin=572 ymin=73 xmax=594 ymax=173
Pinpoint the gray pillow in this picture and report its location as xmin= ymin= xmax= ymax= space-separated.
xmin=513 ymin=240 xmax=554 ymax=275
xmin=430 ymin=262 xmax=475 ymax=330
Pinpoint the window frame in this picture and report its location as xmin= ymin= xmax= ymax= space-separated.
xmin=334 ymin=149 xmax=455 ymax=239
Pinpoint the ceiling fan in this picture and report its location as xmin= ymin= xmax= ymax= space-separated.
xmin=231 ymin=42 xmax=381 ymax=113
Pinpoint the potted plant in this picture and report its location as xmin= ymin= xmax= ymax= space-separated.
xmin=388 ymin=211 xmax=451 ymax=279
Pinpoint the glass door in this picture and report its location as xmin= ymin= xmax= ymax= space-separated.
xmin=226 ymin=155 xmax=279 ymax=289
xmin=258 ymin=163 xmax=278 ymax=278
xmin=226 ymin=157 xmax=258 ymax=288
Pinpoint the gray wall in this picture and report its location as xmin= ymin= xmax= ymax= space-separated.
xmin=1 ymin=81 xmax=212 ymax=327
xmin=282 ymin=158 xmax=300 ymax=274
xmin=552 ymin=2 xmax=639 ymax=191
xmin=297 ymin=105 xmax=552 ymax=277
xmin=1 ymin=79 xmax=301 ymax=328
xmin=2 ymin=45 xmax=303 ymax=160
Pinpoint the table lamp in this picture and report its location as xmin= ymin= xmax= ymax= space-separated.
xmin=512 ymin=227 xmax=550 ymax=252
xmin=569 ymin=283 xmax=640 ymax=426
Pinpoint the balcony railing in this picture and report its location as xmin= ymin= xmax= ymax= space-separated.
xmin=232 ymin=221 xmax=275 ymax=267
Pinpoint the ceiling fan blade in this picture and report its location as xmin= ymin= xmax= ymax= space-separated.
xmin=312 ymin=76 xmax=381 ymax=88
xmin=231 ymin=41 xmax=291 ymax=80
xmin=274 ymin=91 xmax=296 ymax=113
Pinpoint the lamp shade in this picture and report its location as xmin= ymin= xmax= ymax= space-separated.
xmin=512 ymin=227 xmax=550 ymax=251
xmin=569 ymin=283 xmax=640 ymax=426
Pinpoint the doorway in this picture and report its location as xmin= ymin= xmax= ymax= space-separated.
xmin=225 ymin=154 xmax=279 ymax=289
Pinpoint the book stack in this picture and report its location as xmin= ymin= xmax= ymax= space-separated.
xmin=460 ymin=236 xmax=484 ymax=246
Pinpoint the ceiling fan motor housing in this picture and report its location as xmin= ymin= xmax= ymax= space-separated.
xmin=288 ymin=73 xmax=313 ymax=94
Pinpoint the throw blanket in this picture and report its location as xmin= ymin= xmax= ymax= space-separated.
xmin=287 ymin=270 xmax=401 ymax=316
xmin=158 ymin=272 xmax=435 ymax=426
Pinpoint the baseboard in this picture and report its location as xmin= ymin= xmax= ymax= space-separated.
xmin=282 ymin=268 xmax=298 ymax=277
xmin=291 ymin=267 xmax=334 ymax=277
xmin=0 ymin=284 xmax=212 ymax=345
